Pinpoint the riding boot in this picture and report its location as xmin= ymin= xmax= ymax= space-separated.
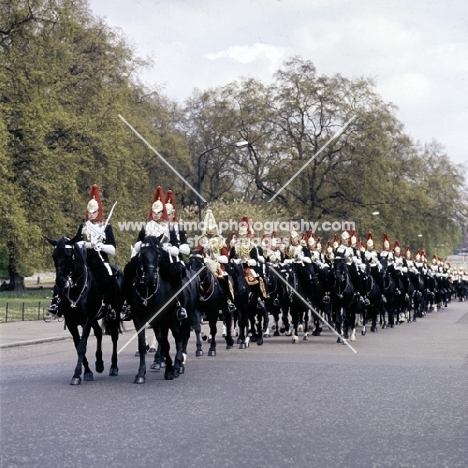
xmin=47 ymin=285 xmax=62 ymax=317
xmin=48 ymin=295 xmax=62 ymax=317
xmin=176 ymin=300 xmax=188 ymax=320
xmin=121 ymin=258 xmax=138 ymax=321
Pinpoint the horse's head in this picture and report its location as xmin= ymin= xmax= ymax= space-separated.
xmin=188 ymin=249 xmax=205 ymax=273
xmin=47 ymin=237 xmax=74 ymax=289
xmin=333 ymin=258 xmax=347 ymax=282
xmin=138 ymin=235 xmax=163 ymax=286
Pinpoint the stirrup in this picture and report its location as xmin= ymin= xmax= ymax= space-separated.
xmin=177 ymin=307 xmax=188 ymax=320
xmin=227 ymin=301 xmax=236 ymax=312
xmin=48 ymin=303 xmax=59 ymax=314
xmin=121 ymin=304 xmax=132 ymax=321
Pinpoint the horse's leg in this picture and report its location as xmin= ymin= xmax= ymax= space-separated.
xmin=223 ymin=307 xmax=234 ymax=350
xmin=192 ymin=309 xmax=204 ymax=357
xmin=281 ymin=305 xmax=292 ymax=335
xmin=271 ymin=304 xmax=281 ymax=336
xmin=291 ymin=305 xmax=299 ymax=344
xmin=262 ymin=304 xmax=270 ymax=337
xmin=238 ymin=307 xmax=249 ymax=349
xmin=160 ymin=325 xmax=175 ymax=380
xmin=109 ymin=319 xmax=119 ymax=376
xmin=134 ymin=321 xmax=147 ymax=384
xmin=334 ymin=307 xmax=343 ymax=343
xmin=302 ymin=309 xmax=309 ymax=341
xmin=93 ymin=321 xmax=104 ymax=374
xmin=207 ymin=310 xmax=218 ymax=356
xmin=255 ymin=307 xmax=264 ymax=346
xmin=172 ymin=324 xmax=185 ymax=378
xmin=71 ymin=319 xmax=93 ymax=385
xmin=150 ymin=327 xmax=164 ymax=370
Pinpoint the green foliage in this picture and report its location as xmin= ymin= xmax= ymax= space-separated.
xmin=0 ymin=2 xmax=466 ymax=287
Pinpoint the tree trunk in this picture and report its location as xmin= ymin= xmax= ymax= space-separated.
xmin=7 ymin=241 xmax=26 ymax=292
xmin=9 ymin=272 xmax=25 ymax=292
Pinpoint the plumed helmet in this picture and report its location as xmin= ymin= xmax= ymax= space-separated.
xmin=382 ymin=233 xmax=390 ymax=251
xmin=238 ymin=216 xmax=250 ymax=236
xmin=165 ymin=190 xmax=178 ymax=222
xmin=341 ymin=230 xmax=350 ymax=243
xmin=148 ymin=186 xmax=168 ymax=221
xmin=271 ymin=231 xmax=279 ymax=248
xmin=333 ymin=234 xmax=339 ymax=250
xmin=86 ymin=184 xmax=104 ymax=221
xmin=350 ymin=230 xmax=358 ymax=247
xmin=405 ymin=245 xmax=412 ymax=260
xmin=203 ymin=209 xmax=218 ymax=235
xmin=307 ymin=231 xmax=316 ymax=248
xmin=394 ymin=240 xmax=401 ymax=256
xmin=366 ymin=232 xmax=374 ymax=250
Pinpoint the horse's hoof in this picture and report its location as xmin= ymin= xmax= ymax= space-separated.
xmin=390 ymin=324 xmax=395 ymax=328
xmin=179 ymin=366 xmax=185 ymax=375
xmin=257 ymin=337 xmax=263 ymax=346
xmin=164 ymin=371 xmax=175 ymax=380
xmin=149 ymin=348 xmax=156 ymax=353
xmin=292 ymin=336 xmax=299 ymax=344
xmin=239 ymin=343 xmax=246 ymax=349
xmin=208 ymin=348 xmax=216 ymax=356
xmin=337 ymin=337 xmax=342 ymax=344
xmin=95 ymin=362 xmax=104 ymax=374
xmin=303 ymin=335 xmax=307 ymax=341
xmin=160 ymin=361 xmax=166 ymax=368
xmin=226 ymin=344 xmax=233 ymax=350
xmin=174 ymin=368 xmax=180 ymax=378
xmin=371 ymin=326 xmax=377 ymax=332
xmin=150 ymin=363 xmax=161 ymax=371
xmin=70 ymin=377 xmax=82 ymax=385
xmin=382 ymin=324 xmax=387 ymax=329
xmin=109 ymin=367 xmax=119 ymax=377
xmin=236 ymin=337 xmax=242 ymax=344
xmin=196 ymin=350 xmax=204 ymax=357
xmin=134 ymin=376 xmax=145 ymax=384
xmin=263 ymin=332 xmax=270 ymax=338
xmin=83 ymin=372 xmax=93 ymax=381
xmin=273 ymin=330 xmax=280 ymax=336
xmin=361 ymin=329 xmax=366 ymax=336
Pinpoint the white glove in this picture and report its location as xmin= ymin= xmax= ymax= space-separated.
xmin=130 ymin=244 xmax=138 ymax=258
xmin=248 ymin=259 xmax=257 ymax=267
xmin=169 ymin=246 xmax=179 ymax=257
xmin=179 ymin=244 xmax=190 ymax=256
xmin=94 ymin=241 xmax=115 ymax=255
xmin=257 ymin=255 xmax=265 ymax=263
xmin=302 ymin=257 xmax=311 ymax=264
xmin=217 ymin=255 xmax=228 ymax=264
xmin=402 ymin=267 xmax=408 ymax=273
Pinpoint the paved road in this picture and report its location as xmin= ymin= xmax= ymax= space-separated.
xmin=1 ymin=300 xmax=467 ymax=468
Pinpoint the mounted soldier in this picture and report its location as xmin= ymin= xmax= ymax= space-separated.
xmin=47 ymin=184 xmax=119 ymax=320
xmin=197 ymin=209 xmax=236 ymax=312
xmin=121 ymin=186 xmax=187 ymax=321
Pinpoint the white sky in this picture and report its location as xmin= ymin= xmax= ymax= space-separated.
xmin=87 ymin=0 xmax=468 ymax=167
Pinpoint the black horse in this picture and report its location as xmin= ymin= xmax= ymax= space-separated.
xmin=47 ymin=237 xmax=123 ymax=385
xmin=188 ymin=250 xmax=234 ymax=357
xmin=223 ymin=260 xmax=250 ymax=349
xmin=331 ymin=258 xmax=356 ymax=342
xmin=263 ymin=263 xmax=285 ymax=337
xmin=129 ymin=235 xmax=187 ymax=383
xmin=380 ymin=259 xmax=396 ymax=328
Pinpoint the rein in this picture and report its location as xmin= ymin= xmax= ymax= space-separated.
xmin=134 ymin=266 xmax=160 ymax=306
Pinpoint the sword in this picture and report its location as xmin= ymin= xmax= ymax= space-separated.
xmin=104 ymin=201 xmax=117 ymax=230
